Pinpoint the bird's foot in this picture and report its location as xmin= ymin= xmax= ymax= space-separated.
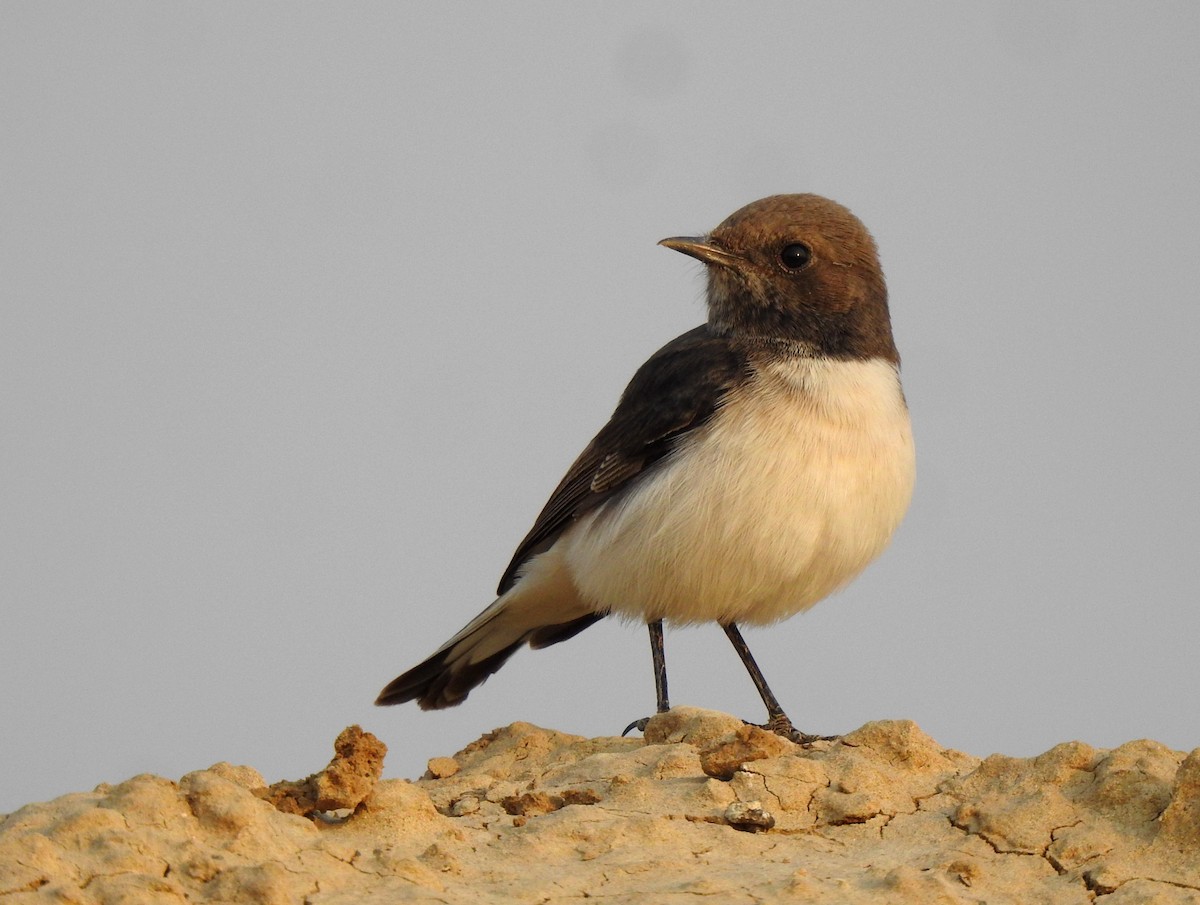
xmin=757 ymin=713 xmax=838 ymax=747
xmin=622 ymin=717 xmax=651 ymax=737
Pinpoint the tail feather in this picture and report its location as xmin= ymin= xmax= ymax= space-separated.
xmin=375 ymin=637 xmax=527 ymax=709
xmin=375 ymin=550 xmax=602 ymax=709
xmin=528 ymin=612 xmax=606 ymax=649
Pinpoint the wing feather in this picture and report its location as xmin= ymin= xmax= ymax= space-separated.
xmin=496 ymin=324 xmax=748 ymax=594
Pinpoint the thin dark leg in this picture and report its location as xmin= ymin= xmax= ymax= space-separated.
xmin=649 ymin=619 xmax=670 ymax=714
xmin=622 ymin=619 xmax=670 ymax=736
xmin=722 ymin=622 xmax=832 ymax=745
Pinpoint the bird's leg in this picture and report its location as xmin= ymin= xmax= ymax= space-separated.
xmin=649 ymin=618 xmax=670 ymax=714
xmin=721 ymin=622 xmax=834 ymax=745
xmin=622 ymin=619 xmax=669 ymax=736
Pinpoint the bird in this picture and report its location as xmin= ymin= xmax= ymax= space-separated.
xmin=376 ymin=194 xmax=915 ymax=742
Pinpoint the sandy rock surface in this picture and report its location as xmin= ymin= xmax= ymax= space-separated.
xmin=2 ymin=708 xmax=1198 ymax=903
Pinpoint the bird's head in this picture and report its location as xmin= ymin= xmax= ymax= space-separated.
xmin=660 ymin=194 xmax=897 ymax=362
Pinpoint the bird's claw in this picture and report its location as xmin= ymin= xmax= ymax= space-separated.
xmin=622 ymin=717 xmax=652 ymax=737
xmin=756 ymin=713 xmax=838 ymax=747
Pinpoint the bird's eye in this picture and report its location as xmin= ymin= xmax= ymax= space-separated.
xmin=779 ymin=243 xmax=811 ymax=270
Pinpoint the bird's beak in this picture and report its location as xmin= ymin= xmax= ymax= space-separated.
xmin=658 ymin=235 xmax=741 ymax=269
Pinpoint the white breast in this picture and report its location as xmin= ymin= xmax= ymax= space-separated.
xmin=560 ymin=356 xmax=915 ymax=626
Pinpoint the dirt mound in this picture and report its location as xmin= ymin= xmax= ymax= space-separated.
xmin=2 ymin=708 xmax=1197 ymax=903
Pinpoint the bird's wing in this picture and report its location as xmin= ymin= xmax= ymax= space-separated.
xmin=497 ymin=324 xmax=750 ymax=595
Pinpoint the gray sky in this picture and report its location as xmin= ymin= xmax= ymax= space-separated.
xmin=3 ymin=3 xmax=1199 ymax=814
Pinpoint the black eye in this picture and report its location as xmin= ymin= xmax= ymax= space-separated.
xmin=779 ymin=243 xmax=811 ymax=270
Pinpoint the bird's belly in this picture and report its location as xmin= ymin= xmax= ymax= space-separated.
xmin=560 ymin=358 xmax=915 ymax=625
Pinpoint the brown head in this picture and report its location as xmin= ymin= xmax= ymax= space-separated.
xmin=660 ymin=194 xmax=897 ymax=362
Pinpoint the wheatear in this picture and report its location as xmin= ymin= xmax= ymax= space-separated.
xmin=377 ymin=194 xmax=915 ymax=741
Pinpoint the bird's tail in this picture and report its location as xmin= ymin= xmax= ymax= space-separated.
xmin=375 ymin=552 xmax=604 ymax=709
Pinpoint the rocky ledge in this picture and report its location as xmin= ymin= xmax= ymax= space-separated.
xmin=2 ymin=709 xmax=1198 ymax=903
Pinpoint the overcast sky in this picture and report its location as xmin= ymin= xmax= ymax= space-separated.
xmin=3 ymin=3 xmax=1199 ymax=814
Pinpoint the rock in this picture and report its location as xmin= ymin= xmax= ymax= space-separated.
xmin=424 ymin=756 xmax=459 ymax=779
xmin=724 ymin=799 xmax=775 ymax=832
xmin=699 ymin=722 xmax=797 ymax=779
xmin=1 ymin=710 xmax=1198 ymax=903
xmin=254 ymin=724 xmax=386 ymax=818
xmin=641 ymin=705 xmax=745 ymax=746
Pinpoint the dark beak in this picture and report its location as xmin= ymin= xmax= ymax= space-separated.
xmin=658 ymin=235 xmax=741 ymax=269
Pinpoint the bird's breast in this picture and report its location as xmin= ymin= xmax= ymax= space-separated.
xmin=561 ymin=355 xmax=916 ymax=625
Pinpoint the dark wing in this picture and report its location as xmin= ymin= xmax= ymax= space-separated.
xmin=496 ymin=324 xmax=749 ymax=595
